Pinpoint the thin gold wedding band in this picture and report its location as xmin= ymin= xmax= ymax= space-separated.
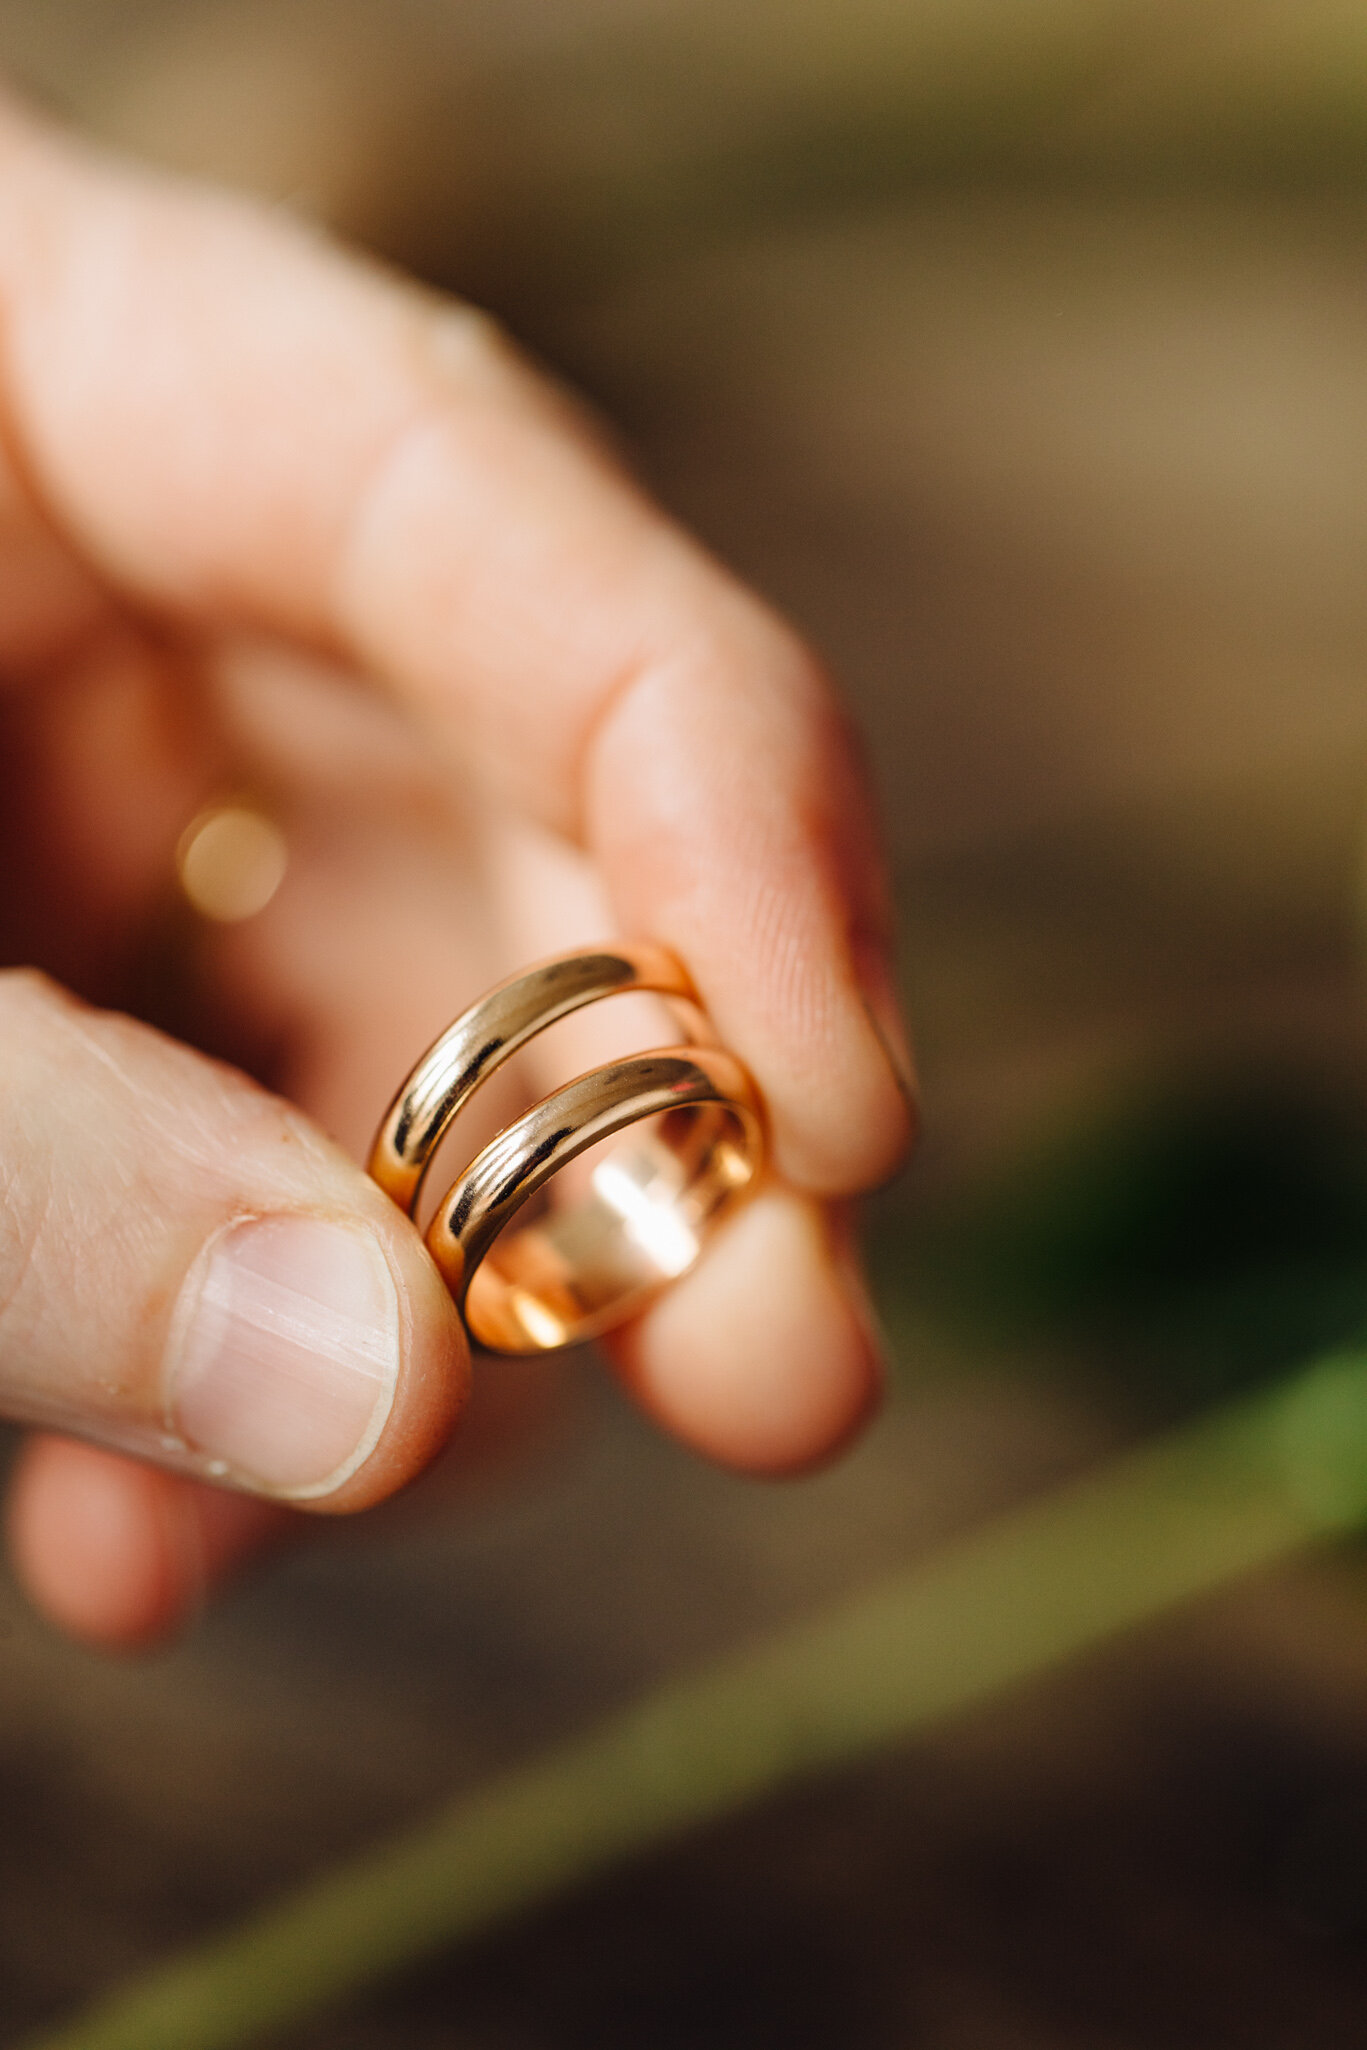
xmin=368 ymin=946 xmax=764 ymax=1354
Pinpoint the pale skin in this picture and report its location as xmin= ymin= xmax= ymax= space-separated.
xmin=0 ymin=97 xmax=914 ymax=1649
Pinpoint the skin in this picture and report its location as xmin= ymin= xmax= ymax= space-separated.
xmin=0 ymin=94 xmax=914 ymax=1650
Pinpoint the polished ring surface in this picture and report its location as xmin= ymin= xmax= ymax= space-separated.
xmin=368 ymin=945 xmax=765 ymax=1354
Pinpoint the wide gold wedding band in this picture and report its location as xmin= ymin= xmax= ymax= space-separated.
xmin=367 ymin=946 xmax=765 ymax=1354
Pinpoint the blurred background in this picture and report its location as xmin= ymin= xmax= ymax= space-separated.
xmin=8 ymin=2 xmax=1367 ymax=2043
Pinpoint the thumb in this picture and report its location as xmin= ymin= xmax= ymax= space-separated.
xmin=0 ymin=972 xmax=467 ymax=1505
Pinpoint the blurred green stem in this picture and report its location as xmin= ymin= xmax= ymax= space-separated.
xmin=24 ymin=1349 xmax=1367 ymax=2050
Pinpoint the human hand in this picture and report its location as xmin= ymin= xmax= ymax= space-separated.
xmin=0 ymin=96 xmax=914 ymax=1648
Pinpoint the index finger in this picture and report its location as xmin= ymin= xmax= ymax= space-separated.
xmin=0 ymin=99 xmax=913 ymax=1194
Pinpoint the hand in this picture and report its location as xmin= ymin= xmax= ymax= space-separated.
xmin=0 ymin=97 xmax=914 ymax=1648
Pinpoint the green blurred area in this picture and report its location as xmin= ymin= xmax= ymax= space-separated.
xmin=872 ymin=1067 xmax=1367 ymax=1413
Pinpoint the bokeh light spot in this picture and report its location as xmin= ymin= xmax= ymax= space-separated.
xmin=176 ymin=804 xmax=288 ymax=923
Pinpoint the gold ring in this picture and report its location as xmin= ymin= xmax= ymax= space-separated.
xmin=368 ymin=946 xmax=765 ymax=1353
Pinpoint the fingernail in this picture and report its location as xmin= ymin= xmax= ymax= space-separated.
xmin=853 ymin=934 xmax=917 ymax=1109
xmin=166 ymin=1216 xmax=400 ymax=1499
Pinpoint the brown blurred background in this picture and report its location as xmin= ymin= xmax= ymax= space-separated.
xmin=9 ymin=4 xmax=1367 ymax=2044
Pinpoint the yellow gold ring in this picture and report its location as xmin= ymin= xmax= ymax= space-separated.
xmin=368 ymin=946 xmax=765 ymax=1353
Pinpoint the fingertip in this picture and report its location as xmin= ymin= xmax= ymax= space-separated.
xmin=607 ymin=1188 xmax=883 ymax=1476
xmin=586 ymin=639 xmax=917 ymax=1199
xmin=6 ymin=1435 xmax=292 ymax=1649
